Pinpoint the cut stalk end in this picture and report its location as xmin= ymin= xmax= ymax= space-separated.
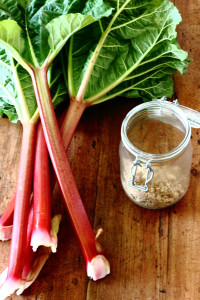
xmin=50 ymin=214 xmax=61 ymax=253
xmin=16 ymin=247 xmax=51 ymax=295
xmin=0 ymin=215 xmax=62 ymax=298
xmin=0 ymin=275 xmax=23 ymax=300
xmin=0 ymin=249 xmax=51 ymax=299
xmin=31 ymin=228 xmax=56 ymax=252
xmin=0 ymin=225 xmax=13 ymax=241
xmin=31 ymin=214 xmax=61 ymax=253
xmin=87 ymin=255 xmax=110 ymax=281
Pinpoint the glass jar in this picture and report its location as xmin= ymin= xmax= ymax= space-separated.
xmin=119 ymin=100 xmax=193 ymax=209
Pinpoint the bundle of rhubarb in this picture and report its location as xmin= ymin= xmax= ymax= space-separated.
xmin=0 ymin=0 xmax=190 ymax=298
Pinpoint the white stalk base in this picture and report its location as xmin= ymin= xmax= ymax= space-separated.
xmin=0 ymin=225 xmax=13 ymax=241
xmin=87 ymin=255 xmax=110 ymax=281
xmin=31 ymin=214 xmax=61 ymax=252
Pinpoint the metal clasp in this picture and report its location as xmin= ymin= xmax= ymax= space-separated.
xmin=153 ymin=96 xmax=167 ymax=102
xmin=153 ymin=96 xmax=200 ymax=128
xmin=173 ymin=99 xmax=179 ymax=105
xmin=128 ymin=158 xmax=154 ymax=192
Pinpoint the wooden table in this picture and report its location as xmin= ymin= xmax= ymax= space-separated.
xmin=0 ymin=1 xmax=200 ymax=299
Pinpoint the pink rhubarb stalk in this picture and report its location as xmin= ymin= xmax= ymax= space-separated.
xmin=31 ymin=122 xmax=57 ymax=252
xmin=0 ymin=212 xmax=61 ymax=297
xmin=17 ymin=214 xmax=61 ymax=295
xmin=0 ymin=206 xmax=34 ymax=297
xmin=0 ymin=192 xmax=15 ymax=241
xmin=0 ymin=122 xmax=36 ymax=299
xmin=31 ymin=66 xmax=110 ymax=280
xmin=0 ymin=100 xmax=86 ymax=243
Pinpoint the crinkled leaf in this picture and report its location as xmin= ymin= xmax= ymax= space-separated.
xmin=82 ymin=0 xmax=113 ymax=18
xmin=0 ymin=100 xmax=18 ymax=123
xmin=0 ymin=20 xmax=25 ymax=60
xmin=0 ymin=0 xmax=25 ymax=26
xmin=14 ymin=62 xmax=38 ymax=120
xmin=0 ymin=0 xmax=113 ymax=67
xmin=0 ymin=47 xmax=21 ymax=122
xmin=94 ymin=69 xmax=175 ymax=104
xmin=0 ymin=46 xmax=37 ymax=123
xmin=16 ymin=0 xmax=29 ymax=9
xmin=48 ymin=57 xmax=68 ymax=108
xmin=0 ymin=0 xmax=112 ymax=122
xmin=46 ymin=13 xmax=98 ymax=65
xmin=67 ymin=0 xmax=190 ymax=103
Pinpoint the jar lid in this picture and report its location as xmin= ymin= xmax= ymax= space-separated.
xmin=121 ymin=98 xmax=194 ymax=162
xmin=155 ymin=97 xmax=200 ymax=129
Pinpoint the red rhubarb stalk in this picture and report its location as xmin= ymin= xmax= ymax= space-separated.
xmin=17 ymin=214 xmax=61 ymax=295
xmin=31 ymin=66 xmax=110 ymax=280
xmin=31 ymin=122 xmax=57 ymax=252
xmin=0 ymin=100 xmax=86 ymax=243
xmin=60 ymin=99 xmax=87 ymax=151
xmin=21 ymin=203 xmax=34 ymax=281
xmin=0 ymin=206 xmax=34 ymax=296
xmin=0 ymin=211 xmax=61 ymax=297
xmin=18 ymin=210 xmax=61 ymax=295
xmin=0 ymin=122 xmax=36 ymax=299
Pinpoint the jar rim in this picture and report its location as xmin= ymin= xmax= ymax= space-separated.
xmin=121 ymin=100 xmax=191 ymax=162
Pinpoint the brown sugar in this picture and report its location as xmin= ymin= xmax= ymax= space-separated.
xmin=121 ymin=160 xmax=189 ymax=209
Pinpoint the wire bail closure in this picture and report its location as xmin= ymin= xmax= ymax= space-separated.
xmin=153 ymin=96 xmax=200 ymax=129
xmin=128 ymin=157 xmax=154 ymax=192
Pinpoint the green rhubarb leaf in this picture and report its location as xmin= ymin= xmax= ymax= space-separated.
xmin=13 ymin=62 xmax=38 ymax=121
xmin=0 ymin=0 xmax=113 ymax=68
xmin=82 ymin=0 xmax=113 ymax=19
xmin=0 ymin=0 xmax=112 ymax=121
xmin=93 ymin=68 xmax=176 ymax=104
xmin=0 ymin=47 xmax=21 ymax=122
xmin=0 ymin=20 xmax=26 ymax=66
xmin=0 ymin=99 xmax=18 ymax=123
xmin=0 ymin=46 xmax=37 ymax=123
xmin=16 ymin=0 xmax=29 ymax=9
xmin=0 ymin=0 xmax=25 ymax=25
xmin=46 ymin=13 xmax=97 ymax=66
xmin=48 ymin=58 xmax=68 ymax=108
xmin=67 ymin=0 xmax=190 ymax=103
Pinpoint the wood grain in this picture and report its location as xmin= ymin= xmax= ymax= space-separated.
xmin=0 ymin=1 xmax=200 ymax=299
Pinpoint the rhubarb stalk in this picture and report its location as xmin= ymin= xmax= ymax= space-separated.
xmin=31 ymin=66 xmax=110 ymax=280
xmin=17 ymin=214 xmax=61 ymax=295
xmin=60 ymin=99 xmax=87 ymax=150
xmin=0 ymin=99 xmax=86 ymax=243
xmin=31 ymin=122 xmax=57 ymax=252
xmin=21 ymin=203 xmax=34 ymax=281
xmin=0 ymin=211 xmax=62 ymax=298
xmin=0 ymin=122 xmax=36 ymax=298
